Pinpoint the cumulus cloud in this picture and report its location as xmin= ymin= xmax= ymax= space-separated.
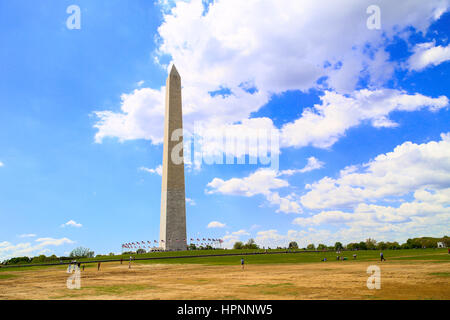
xmin=186 ymin=197 xmax=196 ymax=206
xmin=140 ymin=165 xmax=163 ymax=176
xmin=284 ymin=134 xmax=450 ymax=245
xmin=407 ymin=42 xmax=450 ymax=71
xmin=0 ymin=237 xmax=75 ymax=261
xmin=18 ymin=234 xmax=36 ymax=238
xmin=207 ymin=221 xmax=226 ymax=228
xmin=221 ymin=229 xmax=251 ymax=248
xmin=280 ymin=157 xmax=324 ymax=175
xmin=0 ymin=161 xmax=4 ymax=167
xmin=291 ymin=188 xmax=450 ymax=245
xmin=93 ymin=0 xmax=449 ymax=152
xmin=93 ymin=87 xmax=166 ymax=144
xmin=206 ymin=168 xmax=302 ymax=213
xmin=60 ymin=220 xmax=82 ymax=228
xmin=301 ymin=133 xmax=450 ymax=210
xmin=280 ymin=89 xmax=448 ymax=149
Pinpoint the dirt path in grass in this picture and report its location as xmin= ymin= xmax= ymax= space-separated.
xmin=0 ymin=260 xmax=449 ymax=300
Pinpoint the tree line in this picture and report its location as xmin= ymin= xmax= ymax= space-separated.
xmin=234 ymin=236 xmax=449 ymax=251
xmin=2 ymin=236 xmax=448 ymax=265
xmin=1 ymin=246 xmax=94 ymax=265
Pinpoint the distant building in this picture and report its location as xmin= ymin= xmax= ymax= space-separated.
xmin=437 ymin=242 xmax=446 ymax=248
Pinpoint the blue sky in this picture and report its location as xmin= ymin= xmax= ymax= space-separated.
xmin=0 ymin=0 xmax=449 ymax=260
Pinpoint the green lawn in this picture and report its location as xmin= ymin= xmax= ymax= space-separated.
xmin=133 ymin=248 xmax=449 ymax=265
xmin=1 ymin=248 xmax=448 ymax=270
xmin=0 ymin=274 xmax=19 ymax=279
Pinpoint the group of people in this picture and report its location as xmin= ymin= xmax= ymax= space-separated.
xmin=320 ymin=252 xmax=387 ymax=262
xmin=69 ymin=256 xmax=136 ymax=273
xmin=70 ymin=251 xmax=391 ymax=275
xmin=67 ymin=261 xmax=84 ymax=272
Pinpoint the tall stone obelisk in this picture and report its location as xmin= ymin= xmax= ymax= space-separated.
xmin=160 ymin=65 xmax=187 ymax=251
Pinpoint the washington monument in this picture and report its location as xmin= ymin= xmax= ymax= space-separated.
xmin=159 ymin=65 xmax=187 ymax=251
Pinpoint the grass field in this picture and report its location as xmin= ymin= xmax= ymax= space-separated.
xmin=0 ymin=249 xmax=449 ymax=300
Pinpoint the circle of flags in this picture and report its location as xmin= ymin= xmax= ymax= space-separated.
xmin=121 ymin=238 xmax=224 ymax=250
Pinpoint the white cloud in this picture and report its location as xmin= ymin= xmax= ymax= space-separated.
xmin=255 ymin=229 xmax=287 ymax=244
xmin=280 ymin=89 xmax=448 ymax=149
xmin=0 ymin=237 xmax=75 ymax=261
xmin=186 ymin=197 xmax=196 ymax=206
xmin=232 ymin=229 xmax=250 ymax=236
xmin=221 ymin=229 xmax=252 ymax=248
xmin=137 ymin=80 xmax=145 ymax=87
xmin=207 ymin=221 xmax=226 ymax=228
xmin=407 ymin=42 xmax=450 ymax=71
xmin=292 ymin=188 xmax=450 ymax=244
xmin=207 ymin=168 xmax=287 ymax=197
xmin=301 ymin=133 xmax=450 ymax=210
xmin=60 ymin=220 xmax=82 ymax=228
xmin=35 ymin=237 xmax=75 ymax=246
xmin=18 ymin=234 xmax=36 ymax=238
xmin=93 ymin=0 xmax=449 ymax=151
xmin=280 ymin=157 xmax=324 ymax=175
xmin=157 ymin=0 xmax=447 ymax=93
xmin=206 ymin=168 xmax=302 ymax=214
xmin=284 ymin=134 xmax=450 ymax=245
xmin=140 ymin=165 xmax=163 ymax=176
xmin=93 ymin=87 xmax=166 ymax=144
xmin=0 ymin=161 xmax=3 ymax=167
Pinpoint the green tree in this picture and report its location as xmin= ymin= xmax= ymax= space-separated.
xmin=334 ymin=242 xmax=343 ymax=251
xmin=69 ymin=247 xmax=94 ymax=258
xmin=31 ymin=255 xmax=47 ymax=263
xmin=243 ymin=238 xmax=259 ymax=249
xmin=233 ymin=241 xmax=244 ymax=249
xmin=442 ymin=236 xmax=450 ymax=247
xmin=317 ymin=244 xmax=327 ymax=250
xmin=136 ymin=249 xmax=146 ymax=254
xmin=365 ymin=238 xmax=377 ymax=250
xmin=386 ymin=242 xmax=400 ymax=250
xmin=306 ymin=244 xmax=315 ymax=250
xmin=377 ymin=242 xmax=388 ymax=250
xmin=288 ymin=241 xmax=299 ymax=249
xmin=188 ymin=243 xmax=197 ymax=250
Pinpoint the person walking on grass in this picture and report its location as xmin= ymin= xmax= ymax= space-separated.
xmin=380 ymin=252 xmax=386 ymax=262
xmin=97 ymin=261 xmax=101 ymax=271
xmin=241 ymin=258 xmax=245 ymax=270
